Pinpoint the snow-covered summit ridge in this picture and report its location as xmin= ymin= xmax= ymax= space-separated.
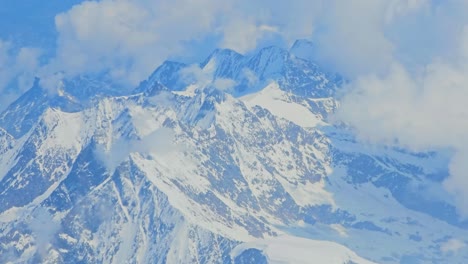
xmin=138 ymin=41 xmax=340 ymax=99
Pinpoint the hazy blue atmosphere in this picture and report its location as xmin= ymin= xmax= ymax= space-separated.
xmin=1 ymin=1 xmax=468 ymax=263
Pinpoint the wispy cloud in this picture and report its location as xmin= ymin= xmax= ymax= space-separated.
xmin=95 ymin=127 xmax=177 ymax=173
xmin=28 ymin=207 xmax=60 ymax=259
xmin=336 ymin=12 xmax=468 ymax=217
xmin=440 ymin=238 xmax=466 ymax=254
xmin=180 ymin=61 xmax=237 ymax=92
xmin=0 ymin=40 xmax=41 ymax=110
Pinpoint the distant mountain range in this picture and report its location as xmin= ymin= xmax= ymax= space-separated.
xmin=0 ymin=40 xmax=466 ymax=263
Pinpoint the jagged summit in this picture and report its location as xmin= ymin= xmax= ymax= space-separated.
xmin=201 ymin=48 xmax=245 ymax=68
xmin=135 ymin=41 xmax=339 ymax=99
xmin=3 ymin=41 xmax=331 ymax=121
xmin=0 ymin=74 xmax=121 ymax=138
xmin=290 ymin=39 xmax=316 ymax=61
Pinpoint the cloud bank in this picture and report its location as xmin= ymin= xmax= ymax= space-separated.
xmin=336 ymin=3 xmax=468 ymax=217
xmin=48 ymin=0 xmax=285 ymax=87
xmin=42 ymin=0 xmax=447 ymax=89
xmin=1 ymin=0 xmax=437 ymax=99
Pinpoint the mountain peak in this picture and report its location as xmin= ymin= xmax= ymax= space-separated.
xmin=137 ymin=60 xmax=188 ymax=92
xmin=289 ymin=39 xmax=317 ymax=62
xmin=132 ymin=41 xmax=340 ymax=98
xmin=290 ymin=39 xmax=314 ymax=50
xmin=201 ymin=48 xmax=244 ymax=68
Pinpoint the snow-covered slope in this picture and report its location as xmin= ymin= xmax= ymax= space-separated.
xmin=0 ymin=43 xmax=466 ymax=264
xmin=241 ymin=82 xmax=328 ymax=127
xmin=232 ymin=236 xmax=376 ymax=264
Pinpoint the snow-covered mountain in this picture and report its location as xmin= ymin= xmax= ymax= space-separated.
xmin=0 ymin=42 xmax=466 ymax=263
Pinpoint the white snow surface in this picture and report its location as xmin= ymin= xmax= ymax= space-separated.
xmin=241 ymin=82 xmax=325 ymax=127
xmin=232 ymin=235 xmax=376 ymax=264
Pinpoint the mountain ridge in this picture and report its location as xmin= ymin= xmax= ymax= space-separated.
xmin=0 ymin=42 xmax=466 ymax=263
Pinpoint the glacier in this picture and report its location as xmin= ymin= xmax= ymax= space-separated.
xmin=0 ymin=42 xmax=466 ymax=263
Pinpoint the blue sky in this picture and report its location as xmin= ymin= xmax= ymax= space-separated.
xmin=0 ymin=1 xmax=82 ymax=53
xmin=3 ymin=0 xmax=468 ymax=216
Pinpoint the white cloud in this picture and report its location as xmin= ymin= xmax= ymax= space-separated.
xmin=28 ymin=207 xmax=60 ymax=258
xmin=220 ymin=19 xmax=278 ymax=53
xmin=95 ymin=127 xmax=177 ymax=173
xmin=180 ymin=63 xmax=214 ymax=89
xmin=180 ymin=61 xmax=237 ymax=92
xmin=136 ymin=127 xmax=177 ymax=154
xmin=305 ymin=0 xmax=434 ymax=77
xmin=233 ymin=0 xmax=321 ymax=46
xmin=51 ymin=0 xmax=229 ymax=87
xmin=0 ymin=0 xmax=454 ymax=99
xmin=0 ymin=39 xmax=41 ymax=110
xmin=95 ymin=137 xmax=133 ymax=174
xmin=213 ymin=78 xmax=236 ymax=92
xmin=242 ymin=68 xmax=259 ymax=87
xmin=440 ymin=238 xmax=466 ymax=254
xmin=313 ymin=1 xmax=394 ymax=76
xmin=38 ymin=72 xmax=65 ymax=96
xmin=336 ymin=62 xmax=468 ymax=149
xmin=45 ymin=0 xmax=321 ymax=89
xmin=48 ymin=0 xmax=460 ymax=84
xmin=385 ymin=0 xmax=429 ymax=22
xmin=336 ymin=21 xmax=468 ymax=217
